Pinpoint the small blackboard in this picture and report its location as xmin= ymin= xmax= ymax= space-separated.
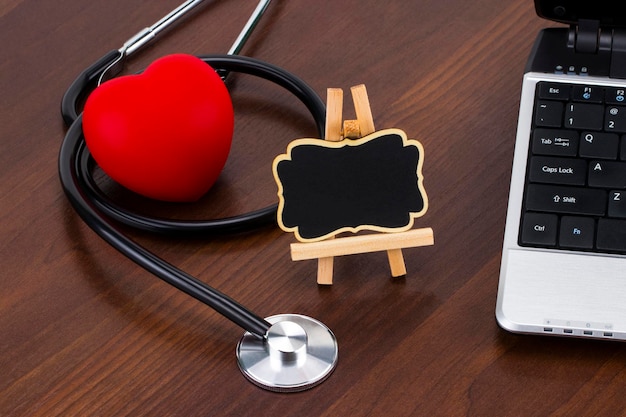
xmin=273 ymin=128 xmax=428 ymax=242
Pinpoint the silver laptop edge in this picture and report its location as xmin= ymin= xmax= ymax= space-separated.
xmin=497 ymin=72 xmax=626 ymax=340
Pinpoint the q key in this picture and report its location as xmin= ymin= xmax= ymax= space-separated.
xmin=579 ymin=131 xmax=619 ymax=159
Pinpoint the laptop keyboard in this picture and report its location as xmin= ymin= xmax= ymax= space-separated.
xmin=520 ymin=81 xmax=626 ymax=254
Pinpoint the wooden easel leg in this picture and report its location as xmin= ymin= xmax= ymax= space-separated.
xmin=387 ymin=248 xmax=406 ymax=277
xmin=325 ymin=88 xmax=343 ymax=142
xmin=317 ymin=257 xmax=334 ymax=285
xmin=350 ymin=84 xmax=375 ymax=136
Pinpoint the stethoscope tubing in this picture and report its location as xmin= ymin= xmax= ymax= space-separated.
xmin=61 ymin=50 xmax=123 ymax=126
xmin=63 ymin=54 xmax=325 ymax=236
xmin=59 ymin=54 xmax=326 ymax=338
xmin=59 ymin=114 xmax=274 ymax=338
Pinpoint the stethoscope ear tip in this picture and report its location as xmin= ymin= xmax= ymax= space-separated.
xmin=236 ymin=314 xmax=338 ymax=392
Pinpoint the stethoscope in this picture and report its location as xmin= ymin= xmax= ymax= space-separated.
xmin=59 ymin=0 xmax=338 ymax=392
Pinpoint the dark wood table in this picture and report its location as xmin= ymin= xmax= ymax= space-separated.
xmin=3 ymin=0 xmax=626 ymax=415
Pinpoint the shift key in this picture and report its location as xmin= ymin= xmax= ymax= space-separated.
xmin=525 ymin=184 xmax=606 ymax=216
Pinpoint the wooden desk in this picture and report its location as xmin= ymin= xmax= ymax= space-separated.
xmin=2 ymin=1 xmax=625 ymax=415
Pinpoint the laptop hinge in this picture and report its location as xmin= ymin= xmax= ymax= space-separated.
xmin=610 ymin=29 xmax=626 ymax=79
xmin=566 ymin=19 xmax=626 ymax=79
xmin=568 ymin=19 xmax=600 ymax=53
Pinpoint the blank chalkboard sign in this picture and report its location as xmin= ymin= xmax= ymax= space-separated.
xmin=273 ymin=128 xmax=428 ymax=242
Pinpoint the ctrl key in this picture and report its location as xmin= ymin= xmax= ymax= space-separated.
xmin=520 ymin=212 xmax=558 ymax=246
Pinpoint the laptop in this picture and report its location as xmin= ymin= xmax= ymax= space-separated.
xmin=497 ymin=0 xmax=626 ymax=340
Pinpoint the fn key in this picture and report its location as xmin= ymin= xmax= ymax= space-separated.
xmin=521 ymin=212 xmax=558 ymax=246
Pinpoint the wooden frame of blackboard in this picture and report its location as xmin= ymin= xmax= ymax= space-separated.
xmin=273 ymin=128 xmax=429 ymax=242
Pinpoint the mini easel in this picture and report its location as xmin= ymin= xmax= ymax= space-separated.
xmin=289 ymin=85 xmax=434 ymax=285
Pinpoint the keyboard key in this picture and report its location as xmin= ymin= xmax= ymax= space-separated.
xmin=559 ymin=216 xmax=595 ymax=249
xmin=535 ymin=101 xmax=563 ymax=127
xmin=621 ymin=136 xmax=626 ymax=160
xmin=532 ymin=128 xmax=578 ymax=156
xmin=579 ymin=131 xmax=619 ymax=159
xmin=528 ymin=156 xmax=586 ymax=185
xmin=520 ymin=212 xmax=558 ymax=246
xmin=538 ymin=82 xmax=571 ymax=100
xmin=608 ymin=191 xmax=626 ymax=218
xmin=588 ymin=161 xmax=626 ymax=188
xmin=605 ymin=87 xmax=626 ymax=105
xmin=564 ymin=102 xmax=604 ymax=130
xmin=605 ymin=106 xmax=626 ymax=132
xmin=571 ymin=85 xmax=604 ymax=103
xmin=596 ymin=218 xmax=626 ymax=252
xmin=525 ymin=184 xmax=606 ymax=216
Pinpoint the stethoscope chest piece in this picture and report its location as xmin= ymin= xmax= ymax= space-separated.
xmin=237 ymin=314 xmax=338 ymax=392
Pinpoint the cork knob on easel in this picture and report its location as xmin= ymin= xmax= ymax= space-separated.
xmin=324 ymin=84 xmax=375 ymax=142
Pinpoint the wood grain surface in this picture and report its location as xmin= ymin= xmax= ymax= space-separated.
xmin=3 ymin=0 xmax=626 ymax=416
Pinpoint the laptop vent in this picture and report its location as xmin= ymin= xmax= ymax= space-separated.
xmin=542 ymin=328 xmax=614 ymax=338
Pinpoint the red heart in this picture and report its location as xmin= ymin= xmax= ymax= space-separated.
xmin=83 ymin=54 xmax=234 ymax=202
